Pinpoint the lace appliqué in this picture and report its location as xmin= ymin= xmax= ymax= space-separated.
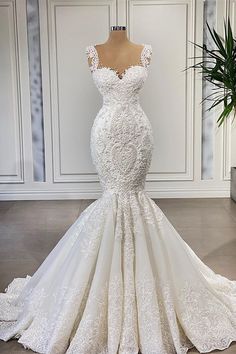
xmin=85 ymin=43 xmax=152 ymax=79
xmin=1 ymin=40 xmax=236 ymax=354
xmin=85 ymin=45 xmax=98 ymax=72
xmin=141 ymin=43 xmax=152 ymax=68
xmin=2 ymin=269 xmax=236 ymax=353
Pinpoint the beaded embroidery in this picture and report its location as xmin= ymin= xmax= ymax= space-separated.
xmin=1 ymin=41 xmax=236 ymax=354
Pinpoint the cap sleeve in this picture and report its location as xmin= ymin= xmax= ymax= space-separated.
xmin=85 ymin=45 xmax=98 ymax=72
xmin=141 ymin=44 xmax=153 ymax=68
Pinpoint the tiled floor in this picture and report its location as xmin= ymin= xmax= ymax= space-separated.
xmin=0 ymin=197 xmax=236 ymax=353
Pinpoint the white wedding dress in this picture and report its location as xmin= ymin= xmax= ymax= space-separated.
xmin=0 ymin=43 xmax=236 ymax=354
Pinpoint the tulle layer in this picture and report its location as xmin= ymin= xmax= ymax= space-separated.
xmin=0 ymin=190 xmax=236 ymax=354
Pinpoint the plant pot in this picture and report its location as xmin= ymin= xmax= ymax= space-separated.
xmin=230 ymin=167 xmax=236 ymax=202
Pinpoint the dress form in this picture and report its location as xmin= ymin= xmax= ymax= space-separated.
xmin=87 ymin=26 xmax=146 ymax=79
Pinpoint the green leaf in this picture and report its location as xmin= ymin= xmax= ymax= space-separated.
xmin=216 ymin=101 xmax=234 ymax=127
xmin=185 ymin=18 xmax=236 ymax=129
xmin=206 ymin=21 xmax=227 ymax=58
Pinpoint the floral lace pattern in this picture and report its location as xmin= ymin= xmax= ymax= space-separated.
xmin=0 ymin=42 xmax=236 ymax=354
xmin=86 ymin=43 xmax=154 ymax=194
xmin=85 ymin=43 xmax=152 ymax=79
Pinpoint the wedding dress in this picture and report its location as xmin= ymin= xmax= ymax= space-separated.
xmin=0 ymin=43 xmax=236 ymax=354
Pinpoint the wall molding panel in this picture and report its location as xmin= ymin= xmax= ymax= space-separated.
xmin=127 ymin=0 xmax=195 ymax=182
xmin=227 ymin=0 xmax=236 ymax=173
xmin=46 ymin=0 xmax=116 ymax=183
xmin=0 ymin=0 xmax=233 ymax=199
xmin=0 ymin=0 xmax=33 ymax=184
xmin=214 ymin=0 xmax=236 ymax=183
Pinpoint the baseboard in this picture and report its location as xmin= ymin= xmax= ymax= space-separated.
xmin=0 ymin=187 xmax=230 ymax=200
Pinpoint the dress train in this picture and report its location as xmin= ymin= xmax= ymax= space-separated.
xmin=0 ymin=190 xmax=236 ymax=353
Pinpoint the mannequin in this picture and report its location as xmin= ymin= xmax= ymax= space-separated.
xmin=87 ymin=26 xmax=145 ymax=79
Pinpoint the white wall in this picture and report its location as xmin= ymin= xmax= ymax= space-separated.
xmin=0 ymin=0 xmax=33 ymax=186
xmin=0 ymin=0 xmax=235 ymax=199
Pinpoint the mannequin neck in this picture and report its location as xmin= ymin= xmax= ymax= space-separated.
xmin=105 ymin=29 xmax=130 ymax=45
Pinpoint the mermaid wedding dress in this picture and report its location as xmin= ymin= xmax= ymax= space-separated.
xmin=0 ymin=43 xmax=236 ymax=354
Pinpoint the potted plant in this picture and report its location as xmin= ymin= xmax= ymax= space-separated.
xmin=185 ymin=17 xmax=236 ymax=201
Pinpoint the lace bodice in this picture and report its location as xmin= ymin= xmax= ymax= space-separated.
xmin=84 ymin=43 xmax=154 ymax=194
xmin=85 ymin=43 xmax=152 ymax=105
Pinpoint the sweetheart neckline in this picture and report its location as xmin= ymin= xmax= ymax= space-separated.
xmin=92 ymin=64 xmax=147 ymax=80
xmin=91 ymin=43 xmax=147 ymax=80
